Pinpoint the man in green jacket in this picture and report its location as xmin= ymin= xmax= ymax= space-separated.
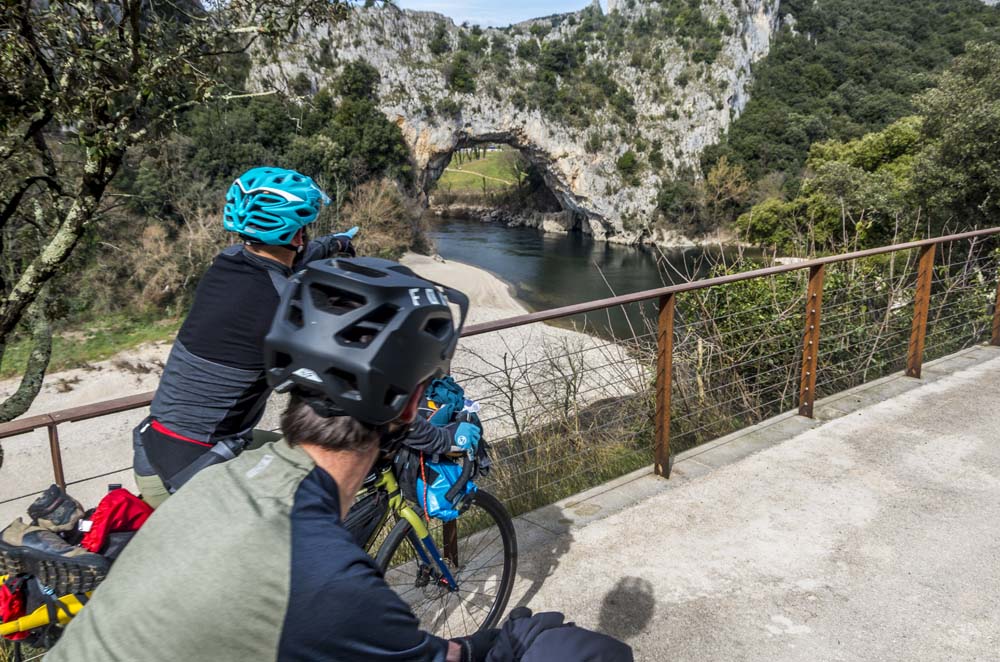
xmin=46 ymin=257 xmax=497 ymax=661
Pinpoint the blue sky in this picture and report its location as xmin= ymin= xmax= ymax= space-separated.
xmin=395 ymin=1 xmax=607 ymax=27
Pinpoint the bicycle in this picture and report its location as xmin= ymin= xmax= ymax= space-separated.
xmin=1 ymin=449 xmax=517 ymax=648
xmin=352 ymin=447 xmax=518 ymax=639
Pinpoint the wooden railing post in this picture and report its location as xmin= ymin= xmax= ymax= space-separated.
xmin=906 ymin=244 xmax=936 ymax=378
xmin=47 ymin=424 xmax=66 ymax=489
xmin=655 ymin=293 xmax=675 ymax=478
xmin=992 ymin=271 xmax=1000 ymax=346
xmin=798 ymin=265 xmax=826 ymax=418
xmin=443 ymin=521 xmax=458 ymax=566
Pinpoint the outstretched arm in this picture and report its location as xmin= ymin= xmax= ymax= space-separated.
xmin=297 ymin=226 xmax=357 ymax=263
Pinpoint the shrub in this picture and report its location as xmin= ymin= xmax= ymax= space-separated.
xmin=428 ymin=22 xmax=451 ymax=55
xmin=616 ymin=150 xmax=641 ymax=183
xmin=445 ymin=52 xmax=476 ymax=93
xmin=342 ymin=179 xmax=426 ymax=259
xmin=335 ymin=60 xmax=380 ymax=100
xmin=436 ymin=96 xmax=462 ymax=117
xmin=585 ymin=131 xmax=604 ymax=153
xmin=516 ymin=38 xmax=540 ymax=60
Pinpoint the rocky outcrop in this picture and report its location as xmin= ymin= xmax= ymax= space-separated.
xmin=258 ymin=0 xmax=783 ymax=246
xmin=433 ymin=204 xmax=581 ymax=235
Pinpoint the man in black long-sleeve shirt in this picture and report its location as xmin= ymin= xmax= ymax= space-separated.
xmin=133 ymin=167 xmax=464 ymax=505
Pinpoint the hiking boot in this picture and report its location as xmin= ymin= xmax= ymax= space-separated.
xmin=0 ymin=518 xmax=109 ymax=593
xmin=27 ymin=484 xmax=84 ymax=534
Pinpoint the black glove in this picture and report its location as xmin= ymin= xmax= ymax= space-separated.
xmin=451 ymin=627 xmax=500 ymax=662
xmin=333 ymin=235 xmax=356 ymax=256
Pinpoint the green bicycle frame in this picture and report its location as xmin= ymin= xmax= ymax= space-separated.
xmin=364 ymin=464 xmax=460 ymax=591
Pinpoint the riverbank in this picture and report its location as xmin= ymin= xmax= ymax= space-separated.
xmin=428 ymin=204 xmax=743 ymax=249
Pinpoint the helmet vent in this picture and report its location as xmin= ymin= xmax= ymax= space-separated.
xmin=256 ymin=194 xmax=285 ymax=206
xmin=326 ymin=367 xmax=360 ymax=400
xmin=337 ymin=304 xmax=398 ymax=347
xmin=295 ymin=207 xmax=313 ymax=218
xmin=272 ymin=352 xmax=292 ymax=369
xmin=336 ymin=260 xmax=388 ymax=278
xmin=309 ymin=283 xmax=366 ymax=315
xmin=288 ymin=303 xmax=304 ymax=328
xmin=423 ymin=316 xmax=451 ymax=340
xmin=384 ymin=386 xmax=406 ymax=407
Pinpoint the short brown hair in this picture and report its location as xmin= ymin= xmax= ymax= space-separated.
xmin=281 ymin=395 xmax=381 ymax=453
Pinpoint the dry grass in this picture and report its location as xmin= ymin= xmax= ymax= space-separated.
xmin=317 ymin=178 xmax=429 ymax=259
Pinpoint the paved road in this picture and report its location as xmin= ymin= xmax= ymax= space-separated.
xmin=509 ymin=347 xmax=1000 ymax=661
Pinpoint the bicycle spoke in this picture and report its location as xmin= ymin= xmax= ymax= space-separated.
xmin=456 ymin=593 xmax=492 ymax=617
xmin=458 ymin=591 xmax=470 ymax=636
xmin=380 ymin=491 xmax=515 ymax=637
xmin=462 ymin=531 xmax=501 ymax=568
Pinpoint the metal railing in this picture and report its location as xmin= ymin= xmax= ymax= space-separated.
xmin=2 ymin=227 xmax=999 ymax=500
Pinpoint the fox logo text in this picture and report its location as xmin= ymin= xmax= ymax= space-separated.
xmin=409 ymin=288 xmax=449 ymax=306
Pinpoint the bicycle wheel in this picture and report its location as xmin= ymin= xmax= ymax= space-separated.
xmin=375 ymin=490 xmax=517 ymax=637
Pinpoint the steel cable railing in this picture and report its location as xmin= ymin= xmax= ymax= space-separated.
xmin=1 ymin=229 xmax=999 ymax=518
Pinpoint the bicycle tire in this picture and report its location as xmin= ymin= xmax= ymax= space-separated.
xmin=375 ymin=490 xmax=517 ymax=637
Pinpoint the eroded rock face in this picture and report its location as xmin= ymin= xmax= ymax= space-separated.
xmin=258 ymin=0 xmax=782 ymax=246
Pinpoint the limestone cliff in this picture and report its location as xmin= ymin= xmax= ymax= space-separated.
xmin=257 ymin=0 xmax=783 ymax=246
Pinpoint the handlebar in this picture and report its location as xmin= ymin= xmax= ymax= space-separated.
xmin=444 ymin=409 xmax=479 ymax=503
xmin=445 ymin=454 xmax=476 ymax=503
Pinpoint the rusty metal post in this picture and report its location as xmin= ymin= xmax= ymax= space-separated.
xmin=47 ymin=424 xmax=66 ymax=489
xmin=992 ymin=272 xmax=1000 ymax=346
xmin=798 ymin=265 xmax=825 ymax=418
xmin=906 ymin=244 xmax=937 ymax=378
xmin=443 ymin=521 xmax=458 ymax=566
xmin=655 ymin=294 xmax=675 ymax=478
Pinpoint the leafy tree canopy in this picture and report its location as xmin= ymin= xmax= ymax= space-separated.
xmin=705 ymin=0 xmax=1000 ymax=186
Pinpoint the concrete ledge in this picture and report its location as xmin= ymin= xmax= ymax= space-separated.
xmin=508 ymin=343 xmax=1000 ymax=661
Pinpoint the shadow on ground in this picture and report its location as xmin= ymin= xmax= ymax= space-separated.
xmin=511 ymin=512 xmax=574 ymax=609
xmin=598 ymin=576 xmax=656 ymax=640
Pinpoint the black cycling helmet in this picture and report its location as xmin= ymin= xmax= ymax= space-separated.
xmin=265 ymin=257 xmax=470 ymax=426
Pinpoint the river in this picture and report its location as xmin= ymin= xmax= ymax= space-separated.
xmin=427 ymin=216 xmax=750 ymax=338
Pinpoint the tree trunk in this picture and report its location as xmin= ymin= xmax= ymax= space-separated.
xmin=0 ymin=295 xmax=53 ymax=469
xmin=0 ymin=152 xmax=119 ymax=344
xmin=0 ymin=152 xmax=120 ymax=465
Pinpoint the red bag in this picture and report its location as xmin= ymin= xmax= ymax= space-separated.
xmin=0 ymin=575 xmax=28 ymax=641
xmin=80 ymin=489 xmax=153 ymax=554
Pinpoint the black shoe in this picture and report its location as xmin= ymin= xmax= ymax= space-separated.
xmin=0 ymin=518 xmax=109 ymax=593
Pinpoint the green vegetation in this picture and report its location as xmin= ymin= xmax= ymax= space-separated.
xmin=445 ymin=52 xmax=477 ymax=93
xmin=423 ymin=3 xmax=666 ymax=129
xmin=428 ymin=21 xmax=451 ymax=55
xmin=1 ymin=642 xmax=44 ymax=662
xmin=114 ymin=59 xmax=413 ymax=306
xmin=703 ymin=0 xmax=1000 ymax=189
xmin=435 ymin=149 xmax=524 ymax=193
xmin=616 ymin=150 xmax=642 ymax=185
xmin=0 ymin=315 xmax=181 ymax=379
xmin=0 ymin=0 xmax=352 ymax=424
xmin=654 ymin=0 xmax=1000 ymax=250
xmin=736 ymin=42 xmax=1000 ymax=252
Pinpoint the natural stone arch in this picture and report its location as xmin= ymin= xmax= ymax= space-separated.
xmin=416 ymin=131 xmax=588 ymax=235
xmin=261 ymin=0 xmax=783 ymax=246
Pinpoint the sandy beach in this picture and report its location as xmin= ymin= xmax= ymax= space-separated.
xmin=0 ymin=253 xmax=645 ymax=522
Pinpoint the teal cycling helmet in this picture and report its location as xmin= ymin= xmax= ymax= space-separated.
xmin=223 ymin=167 xmax=331 ymax=245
